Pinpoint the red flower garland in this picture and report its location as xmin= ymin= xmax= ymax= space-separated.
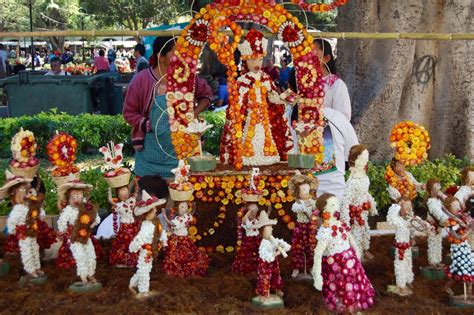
xmin=291 ymin=0 xmax=349 ymax=12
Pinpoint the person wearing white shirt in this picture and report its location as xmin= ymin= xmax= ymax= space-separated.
xmin=314 ymin=39 xmax=351 ymax=121
xmin=44 ymin=57 xmax=69 ymax=76
xmin=0 ymin=44 xmax=9 ymax=78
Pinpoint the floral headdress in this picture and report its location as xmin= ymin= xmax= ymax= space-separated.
xmin=238 ymin=29 xmax=268 ymax=60
xmin=99 ymin=142 xmax=124 ymax=169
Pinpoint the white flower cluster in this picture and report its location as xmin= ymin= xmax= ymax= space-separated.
xmin=10 ymin=128 xmax=36 ymax=162
xmin=129 ymin=221 xmax=156 ymax=293
xmin=71 ymin=239 xmax=96 ymax=278
xmin=259 ymin=238 xmax=291 ymax=263
xmin=449 ymin=241 xmax=474 ymax=277
xmin=57 ymin=205 xmax=79 ymax=233
xmin=116 ymin=197 xmax=136 ymax=225
xmin=291 ymin=199 xmax=316 ymax=223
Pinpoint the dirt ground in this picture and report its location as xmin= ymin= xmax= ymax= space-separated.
xmin=0 ymin=235 xmax=472 ymax=315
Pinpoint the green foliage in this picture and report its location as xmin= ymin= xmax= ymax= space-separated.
xmin=200 ymin=110 xmax=226 ymax=156
xmin=0 ymin=110 xmax=133 ymax=158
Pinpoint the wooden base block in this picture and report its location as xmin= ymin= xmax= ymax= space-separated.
xmin=252 ymin=294 xmax=284 ymax=309
xmin=189 ymin=156 xmax=217 ymax=172
xmin=449 ymin=295 xmax=474 ymax=308
xmin=287 ymin=154 xmax=315 ymax=169
xmin=69 ymin=281 xmax=102 ymax=293
xmin=19 ymin=274 xmax=47 ymax=287
xmin=387 ymin=285 xmax=413 ymax=297
xmin=0 ymin=262 xmax=10 ymax=277
xmin=420 ymin=266 xmax=445 ymax=281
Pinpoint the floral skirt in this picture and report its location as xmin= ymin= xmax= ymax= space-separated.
xmin=109 ymin=222 xmax=140 ymax=267
xmin=231 ymin=235 xmax=261 ymax=275
xmin=4 ymin=220 xmax=57 ymax=254
xmin=445 ymin=241 xmax=474 ymax=283
xmin=321 ymin=247 xmax=375 ymax=313
xmin=291 ymin=222 xmax=313 ymax=270
xmin=256 ymin=258 xmax=283 ymax=297
xmin=162 ymin=235 xmax=209 ymax=278
xmin=56 ymin=235 xmax=104 ymax=269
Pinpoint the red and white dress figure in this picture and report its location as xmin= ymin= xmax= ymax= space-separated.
xmin=221 ymin=29 xmax=293 ymax=167
xmin=288 ymin=171 xmax=319 ymax=278
xmin=312 ymin=194 xmax=375 ymax=313
xmin=162 ymin=201 xmax=209 ymax=278
xmin=254 ymin=211 xmax=291 ymax=306
xmin=0 ymin=171 xmax=44 ymax=279
xmin=341 ymin=145 xmax=378 ymax=261
xmin=425 ymin=179 xmax=449 ymax=269
xmin=56 ymin=176 xmax=103 ymax=270
xmin=107 ymin=180 xmax=140 ymax=268
xmin=443 ymin=196 xmax=474 ymax=298
xmin=129 ymin=190 xmax=166 ymax=299
xmin=231 ymin=203 xmax=261 ymax=275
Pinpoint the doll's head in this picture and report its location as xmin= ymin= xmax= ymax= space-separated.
xmin=261 ymin=224 xmax=273 ymax=240
xmin=145 ymin=207 xmax=158 ymax=221
xmin=246 ymin=203 xmax=259 ymax=219
xmin=8 ymin=183 xmax=30 ymax=205
xmin=177 ymin=201 xmax=189 ymax=216
xmin=289 ymin=172 xmax=318 ymax=200
xmin=398 ymin=197 xmax=412 ymax=217
xmin=316 ymin=193 xmax=339 ymax=216
xmin=461 ymin=167 xmax=474 ymax=186
xmin=348 ymin=144 xmax=369 ymax=171
xmin=67 ymin=188 xmax=85 ymax=207
xmin=390 ymin=158 xmax=406 ymax=176
xmin=116 ymin=185 xmax=130 ymax=202
xmin=444 ymin=196 xmax=461 ymax=215
xmin=246 ymin=57 xmax=264 ymax=73
xmin=426 ymin=178 xmax=441 ymax=198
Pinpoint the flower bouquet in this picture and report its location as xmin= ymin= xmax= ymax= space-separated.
xmin=46 ymin=132 xmax=79 ymax=186
xmin=169 ymin=160 xmax=194 ymax=202
xmin=9 ymin=128 xmax=40 ymax=179
xmin=99 ymin=142 xmax=131 ymax=188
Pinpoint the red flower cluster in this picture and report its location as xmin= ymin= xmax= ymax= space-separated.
xmin=291 ymin=0 xmax=349 ymax=12
xmin=394 ymin=241 xmax=412 ymax=260
xmin=349 ymin=202 xmax=371 ymax=226
xmin=246 ymin=29 xmax=265 ymax=57
xmin=282 ymin=24 xmax=299 ymax=42
xmin=331 ymin=223 xmax=350 ymax=239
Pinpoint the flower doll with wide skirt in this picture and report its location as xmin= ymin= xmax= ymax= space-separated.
xmin=312 ymin=193 xmax=375 ymax=313
xmin=341 ymin=145 xmax=378 ymax=261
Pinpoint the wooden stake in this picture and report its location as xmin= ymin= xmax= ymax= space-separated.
xmin=464 ymin=282 xmax=467 ymax=301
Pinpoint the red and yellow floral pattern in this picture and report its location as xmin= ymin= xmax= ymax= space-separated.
xmin=384 ymin=165 xmax=417 ymax=200
xmin=46 ymin=132 xmax=79 ymax=177
xmin=290 ymin=0 xmax=349 ymax=13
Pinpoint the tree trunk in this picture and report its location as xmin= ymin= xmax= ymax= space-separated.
xmin=336 ymin=0 xmax=474 ymax=160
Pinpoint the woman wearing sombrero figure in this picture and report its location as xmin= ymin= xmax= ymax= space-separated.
xmin=56 ymin=175 xmax=104 ymax=275
xmin=288 ymin=170 xmax=319 ymax=279
xmin=0 ymin=170 xmax=45 ymax=280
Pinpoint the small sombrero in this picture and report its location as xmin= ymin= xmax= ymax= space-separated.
xmin=255 ymin=211 xmax=277 ymax=229
xmin=57 ymin=173 xmax=93 ymax=202
xmin=0 ymin=170 xmax=32 ymax=200
xmin=288 ymin=170 xmax=319 ymax=196
xmin=134 ymin=190 xmax=166 ymax=216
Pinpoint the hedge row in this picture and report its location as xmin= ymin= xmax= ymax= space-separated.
xmin=0 ymin=110 xmax=226 ymax=158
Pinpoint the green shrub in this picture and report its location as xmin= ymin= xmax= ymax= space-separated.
xmin=200 ymin=111 xmax=226 ymax=156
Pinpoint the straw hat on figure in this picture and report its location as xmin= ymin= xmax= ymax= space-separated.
xmin=288 ymin=170 xmax=319 ymax=279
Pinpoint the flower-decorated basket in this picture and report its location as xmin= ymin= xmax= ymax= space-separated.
xmin=52 ymin=172 xmax=80 ymax=187
xmin=169 ymin=187 xmax=194 ymax=202
xmin=104 ymin=168 xmax=131 ymax=188
xmin=10 ymin=164 xmax=39 ymax=180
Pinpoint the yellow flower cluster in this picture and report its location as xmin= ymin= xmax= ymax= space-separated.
xmin=389 ymin=121 xmax=430 ymax=166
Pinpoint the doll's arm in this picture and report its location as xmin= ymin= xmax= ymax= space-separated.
xmin=91 ymin=212 xmax=101 ymax=228
xmin=348 ymin=233 xmax=362 ymax=259
xmin=107 ymin=188 xmax=116 ymax=207
xmin=368 ymin=194 xmax=378 ymax=216
xmin=312 ymin=240 xmax=328 ymax=291
xmin=129 ymin=228 xmax=144 ymax=253
xmin=57 ymin=212 xmax=68 ymax=233
xmin=242 ymin=209 xmax=253 ymax=225
xmin=161 ymin=208 xmax=173 ymax=227
xmin=387 ymin=185 xmax=401 ymax=202
xmin=6 ymin=208 xmax=19 ymax=234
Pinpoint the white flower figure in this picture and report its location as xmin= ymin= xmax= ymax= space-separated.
xmin=185 ymin=119 xmax=213 ymax=157
xmin=249 ymin=168 xmax=260 ymax=191
xmin=171 ymin=160 xmax=191 ymax=184
xmin=99 ymin=142 xmax=124 ymax=169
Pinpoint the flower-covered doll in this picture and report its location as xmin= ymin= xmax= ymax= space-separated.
xmin=107 ymin=179 xmax=140 ymax=268
xmin=443 ymin=196 xmax=474 ymax=297
xmin=385 ymin=158 xmax=425 ymax=202
xmin=4 ymin=175 xmax=56 ymax=255
xmin=312 ymin=193 xmax=375 ymax=312
xmin=231 ymin=202 xmax=261 ymax=275
xmin=288 ymin=170 xmax=319 ymax=278
xmin=0 ymin=171 xmax=44 ymax=278
xmin=129 ymin=190 xmax=166 ymax=299
xmin=56 ymin=176 xmax=103 ymax=270
xmin=254 ymin=211 xmax=291 ymax=305
xmin=386 ymin=198 xmax=422 ymax=296
xmin=221 ymin=29 xmax=293 ymax=167
xmin=341 ymin=145 xmax=378 ymax=261
xmin=425 ymin=178 xmax=449 ymax=269
xmin=161 ymin=201 xmax=209 ymax=278
xmin=454 ymin=166 xmax=473 ymax=207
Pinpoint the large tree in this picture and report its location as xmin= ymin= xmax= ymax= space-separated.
xmin=336 ymin=0 xmax=473 ymax=160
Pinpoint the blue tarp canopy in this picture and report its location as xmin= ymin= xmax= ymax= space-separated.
xmin=143 ymin=22 xmax=189 ymax=60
